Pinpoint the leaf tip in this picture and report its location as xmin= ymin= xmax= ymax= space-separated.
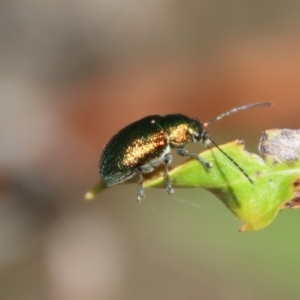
xmin=84 ymin=191 xmax=96 ymax=201
xmin=84 ymin=181 xmax=107 ymax=201
xmin=239 ymin=223 xmax=254 ymax=232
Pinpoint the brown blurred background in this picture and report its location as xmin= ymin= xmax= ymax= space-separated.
xmin=1 ymin=1 xmax=300 ymax=300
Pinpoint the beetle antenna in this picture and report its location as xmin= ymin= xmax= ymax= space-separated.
xmin=207 ymin=137 xmax=253 ymax=184
xmin=204 ymin=102 xmax=272 ymax=127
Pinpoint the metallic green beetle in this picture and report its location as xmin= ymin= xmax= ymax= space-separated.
xmin=99 ymin=103 xmax=271 ymax=201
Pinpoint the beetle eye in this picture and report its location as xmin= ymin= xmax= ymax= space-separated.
xmin=193 ymin=131 xmax=201 ymax=142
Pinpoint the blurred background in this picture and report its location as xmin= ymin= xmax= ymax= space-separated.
xmin=1 ymin=1 xmax=300 ymax=299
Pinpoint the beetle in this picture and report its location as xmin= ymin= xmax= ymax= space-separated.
xmin=99 ymin=102 xmax=272 ymax=201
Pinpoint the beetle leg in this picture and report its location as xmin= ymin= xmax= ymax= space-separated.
xmin=137 ymin=172 xmax=145 ymax=202
xmin=176 ymin=148 xmax=212 ymax=170
xmin=164 ymin=153 xmax=174 ymax=194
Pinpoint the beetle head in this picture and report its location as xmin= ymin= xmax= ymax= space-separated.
xmin=189 ymin=118 xmax=211 ymax=145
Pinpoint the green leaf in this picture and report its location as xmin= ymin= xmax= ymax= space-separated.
xmin=85 ymin=129 xmax=300 ymax=232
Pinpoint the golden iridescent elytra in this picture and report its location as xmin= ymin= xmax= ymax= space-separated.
xmin=99 ymin=103 xmax=272 ymax=201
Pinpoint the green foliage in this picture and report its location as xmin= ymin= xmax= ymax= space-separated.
xmin=85 ymin=129 xmax=300 ymax=232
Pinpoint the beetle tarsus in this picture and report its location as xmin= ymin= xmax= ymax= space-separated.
xmin=197 ymin=156 xmax=212 ymax=170
xmin=137 ymin=188 xmax=145 ymax=202
xmin=166 ymin=179 xmax=174 ymax=194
